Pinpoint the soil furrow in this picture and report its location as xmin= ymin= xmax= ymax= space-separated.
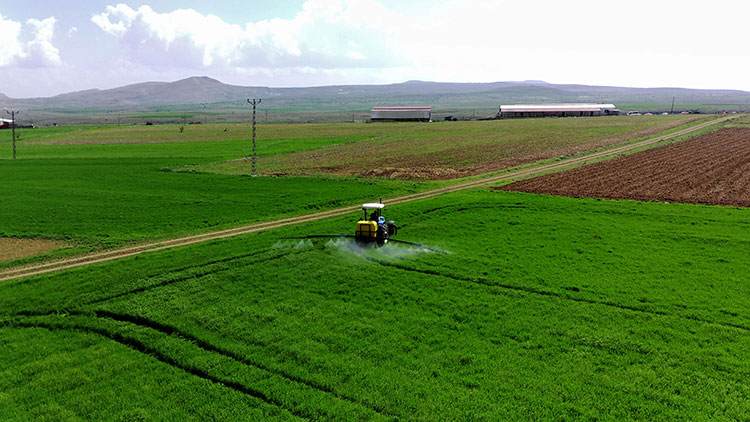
xmin=498 ymin=126 xmax=750 ymax=207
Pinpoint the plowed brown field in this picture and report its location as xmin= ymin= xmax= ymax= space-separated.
xmin=495 ymin=128 xmax=750 ymax=207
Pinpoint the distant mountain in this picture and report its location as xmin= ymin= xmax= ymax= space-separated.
xmin=2 ymin=77 xmax=269 ymax=109
xmin=1 ymin=76 xmax=748 ymax=111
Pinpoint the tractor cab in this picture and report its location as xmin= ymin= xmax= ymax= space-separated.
xmin=355 ymin=203 xmax=398 ymax=246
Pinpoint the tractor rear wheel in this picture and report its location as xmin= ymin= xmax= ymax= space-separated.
xmin=386 ymin=221 xmax=398 ymax=237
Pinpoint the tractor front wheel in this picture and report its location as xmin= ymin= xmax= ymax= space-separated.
xmin=376 ymin=225 xmax=389 ymax=246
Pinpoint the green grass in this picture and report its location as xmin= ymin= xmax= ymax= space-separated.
xmin=0 ymin=158 xmax=424 ymax=249
xmin=1 ymin=190 xmax=748 ymax=420
xmin=618 ymin=103 xmax=746 ymax=113
xmin=0 ymin=327 xmax=292 ymax=421
xmin=725 ymin=113 xmax=750 ymax=127
xmin=2 ymin=123 xmax=375 ymax=151
xmin=0 ymin=123 xmax=429 ymax=255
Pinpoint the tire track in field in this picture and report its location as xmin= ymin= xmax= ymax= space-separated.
xmin=0 ymin=115 xmax=737 ymax=282
xmin=92 ymin=310 xmax=397 ymax=419
xmin=10 ymin=320 xmax=312 ymax=421
xmin=355 ymin=254 xmax=750 ymax=333
xmin=7 ymin=248 xmax=313 ymax=316
xmin=7 ymin=246 xmax=397 ymax=419
xmin=8 ymin=309 xmax=396 ymax=420
xmin=81 ymin=248 xmax=307 ymax=307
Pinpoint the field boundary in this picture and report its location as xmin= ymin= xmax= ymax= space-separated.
xmin=0 ymin=115 xmax=738 ymax=282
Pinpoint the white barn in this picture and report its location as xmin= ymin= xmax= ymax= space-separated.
xmin=500 ymin=104 xmax=619 ymax=118
xmin=371 ymin=106 xmax=432 ymax=122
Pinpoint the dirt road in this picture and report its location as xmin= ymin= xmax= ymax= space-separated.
xmin=0 ymin=115 xmax=738 ymax=282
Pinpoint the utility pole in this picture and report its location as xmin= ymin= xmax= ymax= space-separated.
xmin=6 ymin=109 xmax=19 ymax=159
xmin=670 ymin=96 xmax=675 ymax=114
xmin=247 ymin=98 xmax=262 ymax=177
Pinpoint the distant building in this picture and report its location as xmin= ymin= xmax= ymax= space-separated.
xmin=371 ymin=106 xmax=432 ymax=122
xmin=499 ymin=104 xmax=619 ymax=118
xmin=0 ymin=119 xmax=34 ymax=129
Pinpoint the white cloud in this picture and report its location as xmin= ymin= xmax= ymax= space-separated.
xmin=385 ymin=0 xmax=750 ymax=90
xmin=0 ymin=14 xmax=61 ymax=67
xmin=91 ymin=1 xmax=406 ymax=70
xmin=86 ymin=0 xmax=749 ymax=91
xmin=0 ymin=15 xmax=24 ymax=66
xmin=4 ymin=0 xmax=749 ymax=97
xmin=25 ymin=17 xmax=62 ymax=66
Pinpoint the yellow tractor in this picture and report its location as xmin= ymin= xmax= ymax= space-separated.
xmin=283 ymin=200 xmax=446 ymax=252
xmin=355 ymin=203 xmax=398 ymax=246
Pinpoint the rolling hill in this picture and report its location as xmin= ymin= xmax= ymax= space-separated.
xmin=2 ymin=77 xmax=748 ymax=113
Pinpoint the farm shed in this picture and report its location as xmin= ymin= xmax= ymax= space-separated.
xmin=0 ymin=118 xmax=11 ymax=129
xmin=500 ymin=104 xmax=619 ymax=118
xmin=371 ymin=106 xmax=432 ymax=122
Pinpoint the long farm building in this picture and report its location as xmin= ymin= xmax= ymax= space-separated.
xmin=371 ymin=106 xmax=432 ymax=122
xmin=500 ymin=103 xmax=619 ymax=118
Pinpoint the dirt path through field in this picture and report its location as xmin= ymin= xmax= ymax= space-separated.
xmin=0 ymin=115 xmax=738 ymax=282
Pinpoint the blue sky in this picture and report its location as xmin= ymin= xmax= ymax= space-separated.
xmin=1 ymin=0 xmax=748 ymax=97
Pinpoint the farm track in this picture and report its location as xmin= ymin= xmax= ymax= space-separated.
xmin=0 ymin=115 xmax=737 ymax=282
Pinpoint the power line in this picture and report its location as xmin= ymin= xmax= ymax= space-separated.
xmin=5 ymin=109 xmax=19 ymax=159
xmin=247 ymin=98 xmax=262 ymax=177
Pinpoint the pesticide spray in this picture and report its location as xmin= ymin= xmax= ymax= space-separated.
xmin=323 ymin=238 xmax=446 ymax=260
